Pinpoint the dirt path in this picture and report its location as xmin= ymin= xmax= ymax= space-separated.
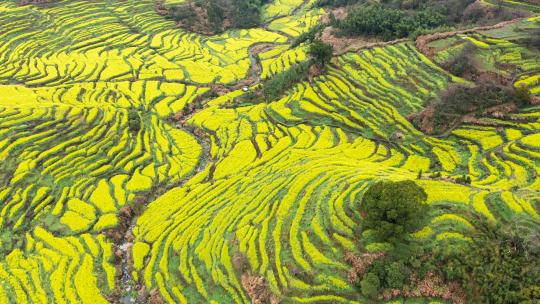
xmin=331 ymin=35 xmax=410 ymax=56
xmin=233 ymin=42 xmax=277 ymax=90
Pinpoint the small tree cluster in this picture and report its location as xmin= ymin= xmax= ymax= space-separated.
xmin=355 ymin=180 xmax=431 ymax=299
xmin=128 ymin=109 xmax=141 ymax=133
xmin=336 ymin=5 xmax=446 ymax=40
xmin=333 ymin=0 xmax=520 ymax=41
xmin=261 ymin=61 xmax=310 ymax=101
xmin=442 ymin=42 xmax=479 ymax=78
xmin=413 ymin=82 xmax=533 ymax=134
xmin=290 ymin=24 xmax=324 ymax=48
xmin=360 ymin=272 xmax=380 ymax=299
xmin=307 ymin=39 xmax=333 ymax=68
xmin=455 ymin=175 xmax=471 ymax=185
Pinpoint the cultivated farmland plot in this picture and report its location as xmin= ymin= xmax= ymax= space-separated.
xmin=0 ymin=0 xmax=539 ymax=303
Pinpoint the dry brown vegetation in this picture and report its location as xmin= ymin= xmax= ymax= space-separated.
xmin=381 ymin=272 xmax=466 ymax=304
xmin=344 ymin=251 xmax=385 ymax=284
xmin=241 ymin=273 xmax=281 ymax=304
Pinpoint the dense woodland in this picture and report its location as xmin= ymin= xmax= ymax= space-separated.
xmin=333 ymin=0 xmax=527 ymax=39
xmin=166 ymin=0 xmax=270 ymax=34
xmin=164 ymin=0 xmax=530 ymax=36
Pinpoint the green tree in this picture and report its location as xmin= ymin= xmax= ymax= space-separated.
xmin=207 ymin=1 xmax=225 ymax=32
xmin=308 ymin=39 xmax=333 ymax=68
xmin=385 ymin=261 xmax=408 ymax=289
xmin=128 ymin=109 xmax=141 ymax=133
xmin=520 ymin=286 xmax=540 ymax=303
xmin=360 ymin=180 xmax=428 ymax=242
xmin=360 ymin=272 xmax=380 ymax=299
xmin=231 ymin=0 xmax=262 ymax=28
xmin=513 ymin=85 xmax=532 ymax=108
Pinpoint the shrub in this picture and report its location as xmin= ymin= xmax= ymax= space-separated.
xmin=336 ymin=5 xmax=406 ymax=40
xmin=0 ymin=230 xmax=23 ymax=257
xmin=168 ymin=4 xmax=196 ymax=23
xmin=513 ymin=85 xmax=532 ymax=107
xmin=230 ymin=0 xmax=263 ymax=29
xmin=430 ymin=171 xmax=442 ymax=178
xmin=207 ymin=1 xmax=225 ymax=32
xmin=519 ymin=286 xmax=540 ymax=303
xmin=517 ymin=29 xmax=540 ymax=48
xmin=455 ymin=175 xmax=471 ymax=184
xmin=409 ymin=25 xmax=456 ymax=40
xmin=462 ymin=2 xmax=487 ymax=24
xmin=314 ymin=0 xmax=362 ymax=7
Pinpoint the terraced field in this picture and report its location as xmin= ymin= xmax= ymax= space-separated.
xmin=431 ymin=17 xmax=540 ymax=95
xmin=0 ymin=0 xmax=539 ymax=303
xmin=481 ymin=0 xmax=540 ymax=13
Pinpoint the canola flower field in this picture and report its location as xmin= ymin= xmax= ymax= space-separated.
xmin=0 ymin=0 xmax=539 ymax=303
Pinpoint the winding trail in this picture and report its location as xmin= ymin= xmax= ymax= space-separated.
xmin=111 ymin=19 xmax=286 ymax=304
